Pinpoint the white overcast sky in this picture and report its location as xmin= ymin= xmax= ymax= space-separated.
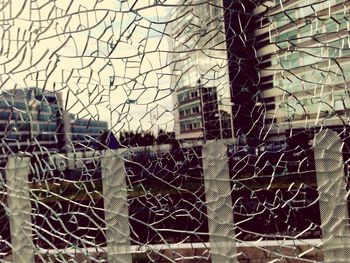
xmin=0 ymin=0 xmax=183 ymax=133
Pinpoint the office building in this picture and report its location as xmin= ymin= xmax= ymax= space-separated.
xmin=176 ymin=85 xmax=232 ymax=140
xmin=0 ymin=88 xmax=62 ymax=152
xmin=0 ymin=88 xmax=110 ymax=153
xmin=169 ymin=0 xmax=233 ymax=140
xmin=250 ymin=0 xmax=350 ymax=143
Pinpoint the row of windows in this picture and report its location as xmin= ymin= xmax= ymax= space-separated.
xmin=0 ymin=109 xmax=58 ymax=123
xmin=37 ymin=123 xmax=57 ymax=132
xmin=0 ymin=122 xmax=61 ymax=132
xmin=274 ymin=50 xmax=323 ymax=70
xmin=0 ymin=101 xmax=26 ymax=109
xmin=0 ymin=133 xmax=31 ymax=140
xmin=275 ymin=62 xmax=350 ymax=94
xmin=72 ymin=120 xmax=108 ymax=129
xmin=273 ymin=39 xmax=349 ymax=66
xmin=272 ymin=16 xmax=348 ymax=50
xmin=328 ymin=37 xmax=350 ymax=58
xmin=0 ymin=99 xmax=59 ymax=112
xmin=272 ymin=0 xmax=345 ymax=28
xmin=180 ymin=119 xmax=202 ymax=132
xmin=0 ymin=111 xmax=31 ymax=121
xmin=0 ymin=132 xmax=56 ymax=141
xmin=1 ymin=121 xmax=103 ymax=135
xmin=0 ymin=122 xmax=30 ymax=131
xmin=177 ymin=90 xmax=199 ymax=104
xmin=281 ymin=93 xmax=350 ymax=120
xmin=179 ymin=103 xmax=201 ymax=118
xmin=0 ymin=116 xmax=107 ymax=135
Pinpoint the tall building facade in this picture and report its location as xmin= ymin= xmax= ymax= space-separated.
xmin=171 ymin=0 xmax=349 ymax=144
xmin=169 ymin=0 xmax=233 ymax=140
xmin=251 ymin=0 xmax=350 ymax=143
xmin=223 ymin=0 xmax=267 ymax=145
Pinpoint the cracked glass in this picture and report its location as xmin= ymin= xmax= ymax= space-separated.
xmin=0 ymin=0 xmax=349 ymax=262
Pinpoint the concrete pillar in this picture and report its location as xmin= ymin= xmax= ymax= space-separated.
xmin=6 ymin=157 xmax=34 ymax=263
xmin=314 ymin=129 xmax=350 ymax=262
xmin=101 ymin=150 xmax=132 ymax=263
xmin=202 ymin=140 xmax=238 ymax=262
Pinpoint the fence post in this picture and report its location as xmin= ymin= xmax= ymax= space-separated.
xmin=101 ymin=149 xmax=132 ymax=263
xmin=6 ymin=156 xmax=34 ymax=263
xmin=202 ymin=140 xmax=238 ymax=262
xmin=314 ymin=129 xmax=350 ymax=262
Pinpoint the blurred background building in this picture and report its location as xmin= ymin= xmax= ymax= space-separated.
xmin=169 ymin=0 xmax=233 ymax=141
xmin=70 ymin=117 xmax=108 ymax=150
xmin=0 ymin=88 xmax=62 ymax=153
xmin=0 ymin=88 xmax=109 ymax=154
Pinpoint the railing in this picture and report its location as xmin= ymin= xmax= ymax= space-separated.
xmin=1 ymin=129 xmax=349 ymax=262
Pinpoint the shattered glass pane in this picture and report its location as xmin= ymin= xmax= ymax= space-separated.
xmin=0 ymin=0 xmax=349 ymax=262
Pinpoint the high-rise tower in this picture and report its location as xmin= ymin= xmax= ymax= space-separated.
xmin=169 ymin=0 xmax=233 ymax=141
